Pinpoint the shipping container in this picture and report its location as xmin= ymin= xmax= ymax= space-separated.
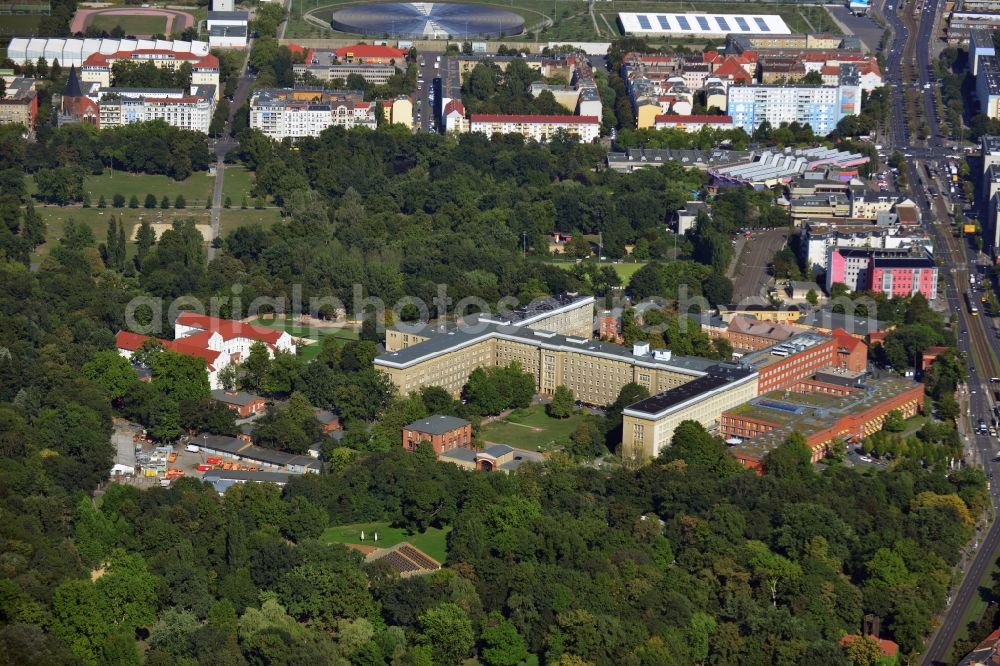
xmin=206 ymin=457 xmax=222 ymax=465
xmin=197 ymin=464 xmax=212 ymax=472
xmin=144 ymin=469 xmax=157 ymax=477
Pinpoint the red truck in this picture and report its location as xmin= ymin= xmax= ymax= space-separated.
xmin=197 ymin=464 xmax=213 ymax=472
xmin=206 ymin=457 xmax=222 ymax=465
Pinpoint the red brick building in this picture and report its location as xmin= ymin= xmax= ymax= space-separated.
xmin=744 ymin=334 xmax=840 ymax=394
xmin=402 ymin=415 xmax=472 ymax=457
xmin=831 ymin=327 xmax=868 ymax=372
xmin=598 ymin=314 xmax=623 ymax=343
xmin=211 ymin=389 xmax=266 ymax=418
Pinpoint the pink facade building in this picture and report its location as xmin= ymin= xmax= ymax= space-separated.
xmin=869 ymin=255 xmax=938 ymax=300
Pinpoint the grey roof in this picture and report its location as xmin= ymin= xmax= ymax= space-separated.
xmin=439 ymin=447 xmax=478 ymax=462
xmin=796 ymin=309 xmax=887 ymax=333
xmin=203 ymin=469 xmax=293 ymax=483
xmin=313 ymin=408 xmax=338 ymax=424
xmin=376 ymin=322 xmax=717 ymax=376
xmin=211 ymin=389 xmax=263 ymax=406
xmin=210 ymin=25 xmax=248 ymax=37
xmin=207 ymin=10 xmax=249 ymax=20
xmin=406 ymin=415 xmax=470 ymax=435
xmin=481 ymin=444 xmax=515 ymax=457
xmin=624 ymin=364 xmax=757 ymax=419
xmin=192 ymin=435 xmax=321 ymax=470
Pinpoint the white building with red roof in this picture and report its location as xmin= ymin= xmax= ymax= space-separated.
xmin=82 ymin=49 xmax=220 ymax=99
xmin=116 ymin=314 xmax=294 ymax=389
xmin=442 ymin=99 xmax=468 ymax=134
xmin=469 ymin=114 xmax=599 ymax=143
xmin=334 ymin=45 xmax=406 ymax=64
xmin=653 ymin=115 xmax=735 ymax=132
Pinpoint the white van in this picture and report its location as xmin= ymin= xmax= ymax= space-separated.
xmin=185 ymin=444 xmax=200 ymax=453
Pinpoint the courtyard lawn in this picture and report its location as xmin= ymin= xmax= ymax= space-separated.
xmin=548 ymin=259 xmax=647 ymax=283
xmin=321 ymin=521 xmax=450 ymax=563
xmin=478 ymin=404 xmax=586 ymax=452
xmin=87 ymin=14 xmax=168 ymax=36
xmin=253 ymin=316 xmax=360 ymax=361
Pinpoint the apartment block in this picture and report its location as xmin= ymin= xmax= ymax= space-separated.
xmin=249 ymin=88 xmax=376 ymax=139
xmin=726 ymin=71 xmax=861 ymax=136
xmin=827 ymin=247 xmax=937 ymax=299
xmin=979 ymin=55 xmax=1000 ymax=119
xmin=0 ymin=77 xmax=38 ymax=129
xmin=97 ymin=86 xmax=215 ymax=133
xmin=469 ymin=114 xmax=600 ymax=143
xmin=81 ymin=49 xmax=220 ymax=100
xmin=805 ymin=221 xmax=931 ymax=275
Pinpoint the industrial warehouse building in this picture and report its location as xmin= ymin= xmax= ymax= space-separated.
xmin=617 ymin=12 xmax=791 ymax=38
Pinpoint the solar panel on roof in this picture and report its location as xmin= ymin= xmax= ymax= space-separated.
xmin=637 ymin=14 xmax=651 ymax=29
xmin=676 ymin=15 xmax=691 ymax=30
xmin=754 ymin=17 xmax=770 ymax=31
xmin=657 ymin=15 xmax=670 ymax=29
xmin=696 ymin=16 xmax=709 ymax=30
xmin=734 ymin=16 xmax=750 ymax=30
xmin=715 ymin=16 xmax=730 ymax=30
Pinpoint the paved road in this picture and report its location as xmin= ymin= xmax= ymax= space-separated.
xmin=826 ymin=6 xmax=886 ymax=52
xmin=729 ymin=228 xmax=788 ymax=303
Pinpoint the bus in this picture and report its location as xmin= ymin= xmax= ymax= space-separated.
xmin=968 ymin=291 xmax=980 ymax=315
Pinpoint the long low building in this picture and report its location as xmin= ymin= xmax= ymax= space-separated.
xmin=469 ymin=114 xmax=600 ymax=143
xmin=622 ymin=364 xmax=759 ymax=459
xmin=618 ymin=12 xmax=790 ymax=38
xmin=709 ymin=146 xmax=870 ymax=189
xmin=724 ymin=377 xmax=924 ymax=470
xmin=190 ymin=435 xmax=321 ymax=474
xmin=6 ymin=37 xmax=210 ymax=67
xmin=375 ymin=324 xmax=717 ymax=405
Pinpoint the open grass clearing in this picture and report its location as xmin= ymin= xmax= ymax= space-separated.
xmin=547 ymin=259 xmax=646 ymax=283
xmin=32 ymin=206 xmax=212 ymax=257
xmin=88 ymin=13 xmax=168 ymax=35
xmin=221 ymin=167 xmax=257 ymax=207
xmin=478 ymin=403 xmax=586 ymax=452
xmin=29 ymin=171 xmax=216 ymax=210
xmin=321 ymin=521 xmax=450 ymax=563
xmin=253 ymin=316 xmax=360 ymax=361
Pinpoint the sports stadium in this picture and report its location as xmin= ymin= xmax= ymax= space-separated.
xmin=330 ymin=2 xmax=524 ymax=39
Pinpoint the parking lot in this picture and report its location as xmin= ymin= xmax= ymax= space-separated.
xmin=109 ymin=422 xmax=232 ymax=488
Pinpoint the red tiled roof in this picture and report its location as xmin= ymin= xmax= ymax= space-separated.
xmin=830 ymin=328 xmax=867 ymax=352
xmin=115 ymin=330 xmax=221 ymax=370
xmin=174 ymin=313 xmax=285 ymax=346
xmin=839 ymin=635 xmax=899 ymax=658
xmin=444 ymin=99 xmax=465 ymax=115
xmin=470 ymin=114 xmax=599 ymax=124
xmin=655 ymin=114 xmax=733 ymax=124
xmin=335 ymin=45 xmax=405 ymax=58
xmin=116 ymin=330 xmax=154 ymax=351
xmin=821 ymin=65 xmax=841 ymax=75
xmin=714 ymin=58 xmax=752 ymax=81
xmin=82 ymin=49 xmax=219 ymax=69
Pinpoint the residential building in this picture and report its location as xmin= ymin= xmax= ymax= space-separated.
xmin=380 ymin=95 xmax=413 ymax=129
xmin=469 ymin=114 xmax=600 ymax=143
xmin=402 ymin=415 xmax=473 ymax=456
xmin=723 ymin=315 xmax=803 ymax=351
xmin=653 ymin=114 xmax=734 ymax=132
xmin=0 ymin=77 xmax=38 ymax=129
xmin=984 ymin=136 xmax=1000 ymax=255
xmin=958 ymin=626 xmax=1000 ymax=666
xmin=724 ymin=376 xmax=923 ymax=470
xmin=948 ymin=12 xmax=1000 ymax=44
xmin=439 ymin=444 xmax=545 ymax=473
xmin=211 ymin=389 xmax=266 ymax=418
xmin=726 ymin=71 xmax=861 ymax=136
xmin=97 ymin=86 xmax=215 ymax=133
xmin=869 ymin=252 xmax=938 ymax=300
xmin=441 ymin=99 xmax=469 ymax=133
xmin=677 ymin=200 xmax=709 ymax=234
xmin=978 ymin=55 xmax=1000 ymax=119
xmin=116 ymin=313 xmax=294 ymax=389
xmin=7 ymin=37 xmax=210 ymax=68
xmin=803 ymin=220 xmax=931 ymax=275
xmin=971 ymin=29 xmax=997 ymax=75
xmin=81 ymin=49 xmax=220 ymax=99
xmin=598 ymin=313 xmax=624 ymax=343
xmin=717 ymin=304 xmax=805 ymax=323
xmin=621 ymin=365 xmax=760 ymax=459
xmin=249 ymin=88 xmax=376 ymax=139
xmin=385 ymin=293 xmax=595 ymax=353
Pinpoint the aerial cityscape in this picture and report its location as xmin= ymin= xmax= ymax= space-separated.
xmin=2 ymin=0 xmax=1000 ymax=662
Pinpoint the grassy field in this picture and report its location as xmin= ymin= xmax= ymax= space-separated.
xmin=478 ymin=404 xmax=586 ymax=452
xmin=219 ymin=208 xmax=283 ymax=235
xmin=321 ymin=521 xmax=450 ymax=563
xmin=548 ymin=259 xmax=646 ymax=283
xmin=28 ymin=171 xmax=217 ymax=209
xmin=0 ymin=14 xmax=45 ymax=36
xmin=88 ymin=14 xmax=168 ymax=36
xmin=222 ymin=167 xmax=257 ymax=206
xmin=254 ymin=316 xmax=360 ymax=361
xmin=288 ymin=0 xmax=837 ymax=41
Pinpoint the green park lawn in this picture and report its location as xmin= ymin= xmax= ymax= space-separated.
xmin=219 ymin=208 xmax=283 ymax=234
xmin=88 ymin=14 xmax=169 ymax=36
xmin=221 ymin=167 xmax=257 ymax=207
xmin=29 ymin=171 xmax=217 ymax=210
xmin=478 ymin=404 xmax=586 ymax=452
xmin=548 ymin=259 xmax=646 ymax=283
xmin=321 ymin=521 xmax=450 ymax=563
